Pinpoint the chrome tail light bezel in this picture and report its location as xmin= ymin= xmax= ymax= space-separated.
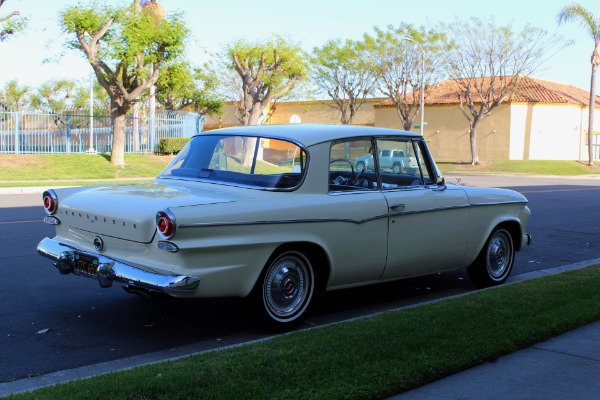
xmin=42 ymin=189 xmax=58 ymax=215
xmin=156 ymin=209 xmax=176 ymax=240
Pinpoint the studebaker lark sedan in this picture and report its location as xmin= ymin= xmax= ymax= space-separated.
xmin=38 ymin=124 xmax=531 ymax=330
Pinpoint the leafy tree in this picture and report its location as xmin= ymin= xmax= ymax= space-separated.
xmin=311 ymin=38 xmax=376 ymax=125
xmin=0 ymin=0 xmax=27 ymax=42
xmin=71 ymin=80 xmax=111 ymax=110
xmin=226 ymin=35 xmax=306 ymax=126
xmin=365 ymin=24 xmax=446 ymax=132
xmin=60 ymin=0 xmax=189 ymax=165
xmin=442 ymin=17 xmax=564 ymax=165
xmin=1 ymin=79 xmax=30 ymax=112
xmin=30 ymin=79 xmax=78 ymax=111
xmin=557 ymin=3 xmax=599 ymax=166
xmin=154 ymin=61 xmax=223 ymax=115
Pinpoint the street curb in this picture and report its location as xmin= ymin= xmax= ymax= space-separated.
xmin=0 ymin=186 xmax=54 ymax=195
xmin=1 ymin=258 xmax=599 ymax=397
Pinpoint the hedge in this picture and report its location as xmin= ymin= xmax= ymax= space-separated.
xmin=156 ymin=138 xmax=190 ymax=155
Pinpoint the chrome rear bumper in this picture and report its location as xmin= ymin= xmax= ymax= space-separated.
xmin=37 ymin=237 xmax=200 ymax=296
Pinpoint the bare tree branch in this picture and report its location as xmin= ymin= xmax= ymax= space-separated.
xmin=443 ymin=17 xmax=566 ymax=164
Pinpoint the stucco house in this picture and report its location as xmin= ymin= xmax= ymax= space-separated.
xmin=203 ymin=76 xmax=600 ymax=162
xmin=375 ymin=76 xmax=600 ymax=162
xmin=203 ymin=99 xmax=377 ymax=130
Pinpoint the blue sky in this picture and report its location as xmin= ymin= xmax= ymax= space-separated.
xmin=0 ymin=0 xmax=598 ymax=92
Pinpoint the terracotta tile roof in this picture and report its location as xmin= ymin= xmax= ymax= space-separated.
xmin=377 ymin=76 xmax=600 ymax=107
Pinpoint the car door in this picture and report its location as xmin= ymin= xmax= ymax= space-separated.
xmin=378 ymin=138 xmax=470 ymax=279
xmin=326 ymin=138 xmax=389 ymax=286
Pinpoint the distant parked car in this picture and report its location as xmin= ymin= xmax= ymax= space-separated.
xmin=37 ymin=124 xmax=531 ymax=330
xmin=355 ymin=146 xmax=418 ymax=174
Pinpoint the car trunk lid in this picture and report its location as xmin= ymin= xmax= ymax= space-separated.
xmin=56 ymin=182 xmax=240 ymax=243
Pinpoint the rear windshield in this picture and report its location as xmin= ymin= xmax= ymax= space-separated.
xmin=158 ymin=135 xmax=308 ymax=190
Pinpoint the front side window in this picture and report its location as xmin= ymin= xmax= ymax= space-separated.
xmin=159 ymin=135 xmax=307 ymax=190
xmin=376 ymin=139 xmax=434 ymax=189
xmin=329 ymin=139 xmax=378 ymax=192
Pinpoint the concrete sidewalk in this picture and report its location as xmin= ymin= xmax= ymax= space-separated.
xmin=391 ymin=321 xmax=600 ymax=400
xmin=389 ymin=259 xmax=600 ymax=400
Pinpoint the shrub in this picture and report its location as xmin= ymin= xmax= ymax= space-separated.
xmin=157 ymin=138 xmax=190 ymax=155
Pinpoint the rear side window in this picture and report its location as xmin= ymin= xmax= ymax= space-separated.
xmin=160 ymin=135 xmax=307 ymax=190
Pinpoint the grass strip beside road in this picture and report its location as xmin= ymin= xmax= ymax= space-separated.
xmin=7 ymin=265 xmax=600 ymax=400
xmin=0 ymin=154 xmax=172 ymax=182
xmin=438 ymin=160 xmax=599 ymax=175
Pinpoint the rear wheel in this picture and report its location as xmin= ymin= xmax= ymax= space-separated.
xmin=392 ymin=162 xmax=402 ymax=174
xmin=467 ymin=228 xmax=514 ymax=287
xmin=252 ymin=250 xmax=315 ymax=331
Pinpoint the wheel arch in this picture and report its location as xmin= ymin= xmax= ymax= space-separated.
xmin=249 ymin=241 xmax=331 ymax=330
xmin=495 ymin=219 xmax=523 ymax=250
xmin=467 ymin=220 xmax=518 ymax=287
xmin=464 ymin=218 xmax=523 ymax=267
xmin=267 ymin=241 xmax=331 ymax=290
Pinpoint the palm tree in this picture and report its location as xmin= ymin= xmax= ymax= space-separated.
xmin=557 ymin=3 xmax=600 ymax=166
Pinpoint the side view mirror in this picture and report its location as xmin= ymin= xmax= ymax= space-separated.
xmin=433 ymin=176 xmax=446 ymax=191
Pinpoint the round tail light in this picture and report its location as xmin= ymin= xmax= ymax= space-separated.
xmin=42 ymin=190 xmax=58 ymax=215
xmin=156 ymin=209 xmax=176 ymax=240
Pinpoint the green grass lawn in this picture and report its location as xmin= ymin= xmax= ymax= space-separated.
xmin=0 ymin=154 xmax=173 ymax=182
xmin=6 ymin=265 xmax=600 ymax=400
xmin=438 ymin=160 xmax=599 ymax=175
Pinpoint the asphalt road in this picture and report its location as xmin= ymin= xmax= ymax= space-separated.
xmin=0 ymin=175 xmax=599 ymax=384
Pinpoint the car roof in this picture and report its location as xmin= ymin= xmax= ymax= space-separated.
xmin=197 ymin=124 xmax=421 ymax=147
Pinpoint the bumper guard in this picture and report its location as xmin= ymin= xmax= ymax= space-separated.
xmin=37 ymin=237 xmax=200 ymax=296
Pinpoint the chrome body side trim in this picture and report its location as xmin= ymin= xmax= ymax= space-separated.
xmin=178 ymin=200 xmax=528 ymax=230
xmin=470 ymin=200 xmax=528 ymax=207
xmin=36 ymin=237 xmax=199 ymax=296
xmin=179 ymin=214 xmax=390 ymax=229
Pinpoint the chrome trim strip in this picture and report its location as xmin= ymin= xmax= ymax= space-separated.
xmin=470 ymin=200 xmax=528 ymax=207
xmin=179 ymin=214 xmax=390 ymax=228
xmin=179 ymin=200 xmax=527 ymax=229
xmin=390 ymin=201 xmax=527 ymax=216
xmin=37 ymin=237 xmax=199 ymax=296
xmin=391 ymin=204 xmax=471 ymax=216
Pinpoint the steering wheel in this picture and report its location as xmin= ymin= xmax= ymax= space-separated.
xmin=330 ymin=158 xmax=355 ymax=183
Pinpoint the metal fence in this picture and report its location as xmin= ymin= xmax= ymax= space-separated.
xmin=0 ymin=107 xmax=205 ymax=154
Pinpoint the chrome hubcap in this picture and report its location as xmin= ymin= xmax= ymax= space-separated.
xmin=264 ymin=254 xmax=311 ymax=319
xmin=486 ymin=231 xmax=512 ymax=279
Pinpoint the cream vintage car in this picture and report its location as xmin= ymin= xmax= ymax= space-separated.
xmin=38 ymin=124 xmax=531 ymax=330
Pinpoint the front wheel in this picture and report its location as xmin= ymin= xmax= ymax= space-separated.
xmin=252 ymin=250 xmax=315 ymax=331
xmin=467 ymin=228 xmax=514 ymax=287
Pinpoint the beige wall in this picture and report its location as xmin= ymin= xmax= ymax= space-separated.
xmin=509 ymin=103 xmax=584 ymax=161
xmin=202 ymin=98 xmax=596 ymax=161
xmin=268 ymin=100 xmax=375 ymax=126
xmin=375 ymin=104 xmax=511 ymax=161
xmin=203 ymin=100 xmax=376 ymax=130
xmin=203 ymin=104 xmax=240 ymax=130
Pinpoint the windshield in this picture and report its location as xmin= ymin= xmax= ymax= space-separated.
xmin=158 ymin=135 xmax=308 ymax=190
